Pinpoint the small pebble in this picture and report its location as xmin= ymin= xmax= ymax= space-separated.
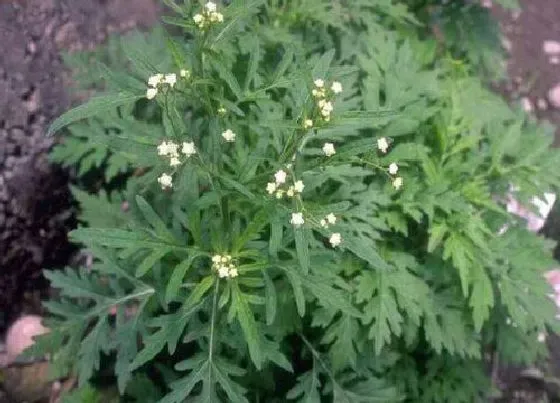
xmin=521 ymin=97 xmax=533 ymax=112
xmin=547 ymin=84 xmax=560 ymax=108
xmin=543 ymin=40 xmax=560 ymax=55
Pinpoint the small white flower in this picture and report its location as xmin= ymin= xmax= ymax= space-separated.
xmin=392 ymin=177 xmax=403 ymax=190
xmin=290 ymin=212 xmax=305 ymax=227
xmin=165 ymin=73 xmax=177 ymax=87
xmin=222 ymin=129 xmax=236 ymax=142
xmin=331 ymin=81 xmax=343 ymax=94
xmin=320 ymin=101 xmax=333 ymax=116
xmin=388 ymin=163 xmax=399 ymax=175
xmin=181 ymin=141 xmax=197 ymax=157
xmin=320 ymin=219 xmax=328 ymax=228
xmin=205 ymin=1 xmax=217 ymax=12
xmin=294 ymin=180 xmax=305 ymax=193
xmin=229 ymin=267 xmax=238 ymax=278
xmin=167 ymin=142 xmax=179 ymax=157
xmin=157 ymin=173 xmax=173 ymax=189
xmin=146 ymin=87 xmax=158 ymax=100
xmin=286 ymin=187 xmax=295 ymax=197
xmin=221 ymin=256 xmax=229 ymax=263
xmin=266 ymin=182 xmax=277 ymax=195
xmin=180 ymin=69 xmax=190 ymax=78
xmin=212 ymin=255 xmax=222 ymax=264
xmin=538 ymin=332 xmax=547 ymax=343
xmin=274 ymin=170 xmax=287 ymax=185
xmin=304 ymin=119 xmax=313 ymax=129
xmin=193 ymin=13 xmax=204 ymax=25
xmin=218 ymin=106 xmax=227 ymax=114
xmin=329 ymin=232 xmax=342 ymax=247
xmin=218 ymin=266 xmax=230 ymax=278
xmin=322 ymin=142 xmax=336 ymax=157
xmin=170 ymin=156 xmax=181 ymax=167
xmin=314 ymin=78 xmax=325 ymax=88
xmin=148 ymin=74 xmax=163 ymax=87
xmin=157 ymin=141 xmax=169 ymax=156
xmin=209 ymin=12 xmax=223 ymax=23
xmin=275 ymin=190 xmax=284 ymax=199
xmin=377 ymin=137 xmax=389 ymax=153
xmin=326 ymin=213 xmax=336 ymax=225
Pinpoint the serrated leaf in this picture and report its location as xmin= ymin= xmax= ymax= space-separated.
xmin=47 ymin=93 xmax=142 ymax=136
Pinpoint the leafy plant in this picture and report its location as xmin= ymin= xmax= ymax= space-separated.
xmin=38 ymin=0 xmax=560 ymax=401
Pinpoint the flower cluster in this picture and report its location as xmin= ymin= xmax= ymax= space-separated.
xmin=322 ymin=142 xmax=336 ymax=157
xmin=311 ymin=78 xmax=342 ymax=122
xmin=193 ymin=2 xmax=224 ymax=29
xmin=146 ymin=69 xmax=190 ymax=100
xmin=387 ymin=162 xmax=402 ymax=190
xmin=211 ymin=254 xmax=238 ymax=279
xmin=267 ymin=170 xmax=304 ymax=199
xmin=318 ymin=213 xmax=342 ymax=247
xmin=222 ymin=129 xmax=236 ymax=142
xmin=156 ymin=140 xmax=197 ymax=189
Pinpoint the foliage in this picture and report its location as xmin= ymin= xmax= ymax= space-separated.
xmin=38 ymin=0 xmax=560 ymax=401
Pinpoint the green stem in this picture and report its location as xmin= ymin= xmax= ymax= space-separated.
xmin=208 ymin=279 xmax=220 ymax=364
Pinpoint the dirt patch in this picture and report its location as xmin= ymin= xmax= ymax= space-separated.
xmin=0 ymin=0 xmax=157 ymax=332
xmin=491 ymin=0 xmax=560 ymax=144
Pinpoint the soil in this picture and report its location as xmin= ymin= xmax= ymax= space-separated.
xmin=491 ymin=0 xmax=560 ymax=144
xmin=0 ymin=0 xmax=157 ymax=337
xmin=2 ymin=0 xmax=560 ymax=401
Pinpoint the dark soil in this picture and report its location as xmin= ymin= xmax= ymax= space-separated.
xmin=0 ymin=0 xmax=157 ymax=332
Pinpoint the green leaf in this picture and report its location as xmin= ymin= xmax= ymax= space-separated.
xmin=165 ymin=253 xmax=203 ymax=303
xmin=135 ymin=195 xmax=176 ymax=243
xmin=232 ymin=282 xmax=262 ymax=368
xmin=263 ymin=270 xmax=277 ymax=325
xmin=294 ymin=227 xmax=310 ymax=274
xmin=47 ymin=93 xmax=142 ymax=136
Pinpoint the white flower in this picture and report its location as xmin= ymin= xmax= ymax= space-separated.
xmin=322 ymin=142 xmax=336 ymax=157
xmin=212 ymin=255 xmax=222 ymax=264
xmin=157 ymin=173 xmax=173 ymax=189
xmin=146 ymin=87 xmax=158 ymax=100
xmin=166 ymin=142 xmax=179 ymax=157
xmin=266 ymin=182 xmax=277 ymax=195
xmin=377 ymin=137 xmax=389 ymax=153
xmin=329 ymin=232 xmax=342 ymax=247
xmin=170 ymin=156 xmax=181 ymax=167
xmin=222 ymin=129 xmax=236 ymax=142
xmin=286 ymin=187 xmax=295 ymax=197
xmin=304 ymin=119 xmax=313 ymax=129
xmin=331 ymin=81 xmax=343 ymax=94
xmin=314 ymin=79 xmax=325 ymax=88
xmin=209 ymin=12 xmax=223 ymax=23
xmin=229 ymin=267 xmax=238 ymax=278
xmin=180 ymin=69 xmax=190 ymax=78
xmin=218 ymin=106 xmax=226 ymax=114
xmin=392 ymin=177 xmax=403 ymax=190
xmin=274 ymin=170 xmax=287 ymax=185
xmin=181 ymin=141 xmax=197 ymax=157
xmin=290 ymin=212 xmax=305 ymax=227
xmin=221 ymin=256 xmax=229 ymax=263
xmin=326 ymin=213 xmax=336 ymax=225
xmin=320 ymin=101 xmax=333 ymax=116
xmin=275 ymin=190 xmax=284 ymax=199
xmin=148 ymin=74 xmax=163 ymax=87
xmin=165 ymin=73 xmax=177 ymax=87
xmin=388 ymin=163 xmax=398 ymax=175
xmin=205 ymin=1 xmax=217 ymax=12
xmin=218 ymin=266 xmax=229 ymax=278
xmin=157 ymin=141 xmax=170 ymax=156
xmin=320 ymin=219 xmax=328 ymax=228
xmin=193 ymin=13 xmax=204 ymax=25
xmin=538 ymin=332 xmax=547 ymax=343
xmin=294 ymin=180 xmax=305 ymax=193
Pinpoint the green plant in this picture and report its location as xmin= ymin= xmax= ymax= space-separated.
xmin=38 ymin=1 xmax=560 ymax=401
